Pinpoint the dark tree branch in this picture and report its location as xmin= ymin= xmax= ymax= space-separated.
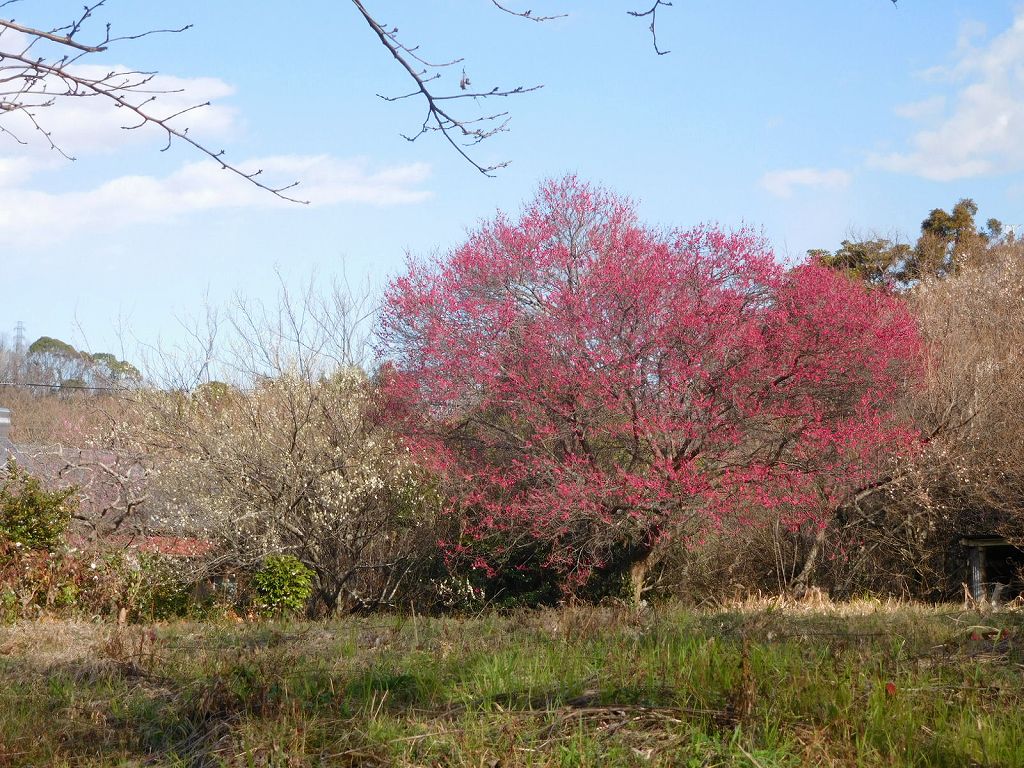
xmin=352 ymin=0 xmax=541 ymax=176
xmin=627 ymin=0 xmax=673 ymax=56
xmin=490 ymin=2 xmax=567 ymax=22
xmin=3 ymin=1 xmax=896 ymax=182
xmin=0 ymin=16 xmax=106 ymax=52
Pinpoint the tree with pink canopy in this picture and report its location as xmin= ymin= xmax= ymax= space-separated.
xmin=380 ymin=176 xmax=921 ymax=600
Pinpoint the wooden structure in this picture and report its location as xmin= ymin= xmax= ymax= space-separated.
xmin=960 ymin=535 xmax=1023 ymax=603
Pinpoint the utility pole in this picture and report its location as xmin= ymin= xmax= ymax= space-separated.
xmin=13 ymin=322 xmax=25 ymax=356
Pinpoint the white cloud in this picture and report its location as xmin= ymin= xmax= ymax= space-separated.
xmin=0 ymin=155 xmax=432 ymax=247
xmin=759 ymin=167 xmax=851 ymax=199
xmin=0 ymin=156 xmax=48 ymax=187
xmin=871 ymin=12 xmax=1024 ymax=181
xmin=956 ymin=19 xmax=989 ymax=56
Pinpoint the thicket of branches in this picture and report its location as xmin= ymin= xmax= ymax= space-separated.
xmin=817 ymin=239 xmax=1024 ymax=597
xmin=766 ymin=205 xmax=1024 ymax=600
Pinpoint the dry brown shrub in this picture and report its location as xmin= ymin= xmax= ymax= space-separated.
xmin=809 ymin=241 xmax=1024 ymax=599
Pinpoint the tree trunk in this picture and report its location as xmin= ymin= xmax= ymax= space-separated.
xmin=791 ymin=526 xmax=827 ymax=596
xmin=627 ymin=547 xmax=655 ymax=605
xmin=310 ymin=579 xmax=339 ymax=618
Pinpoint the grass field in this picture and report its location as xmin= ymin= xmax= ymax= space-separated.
xmin=1 ymin=599 xmax=1022 ymax=767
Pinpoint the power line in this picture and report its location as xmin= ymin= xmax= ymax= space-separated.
xmin=0 ymin=380 xmax=125 ymax=392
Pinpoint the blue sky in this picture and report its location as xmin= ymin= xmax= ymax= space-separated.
xmin=2 ymin=1 xmax=1023 ymax=359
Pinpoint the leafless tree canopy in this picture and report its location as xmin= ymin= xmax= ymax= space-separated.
xmin=108 ymin=277 xmax=439 ymax=615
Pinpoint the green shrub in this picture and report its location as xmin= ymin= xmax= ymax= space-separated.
xmin=0 ymin=458 xmax=76 ymax=551
xmin=0 ymin=586 xmax=15 ymax=623
xmin=251 ymin=555 xmax=314 ymax=616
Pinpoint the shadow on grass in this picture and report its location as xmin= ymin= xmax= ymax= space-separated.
xmin=1 ymin=645 xmax=733 ymax=766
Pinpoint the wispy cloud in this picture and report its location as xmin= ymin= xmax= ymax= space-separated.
xmin=871 ymin=12 xmax=1024 ymax=181
xmin=893 ymin=96 xmax=947 ymax=121
xmin=0 ymin=156 xmax=432 ymax=247
xmin=759 ymin=167 xmax=851 ymax=199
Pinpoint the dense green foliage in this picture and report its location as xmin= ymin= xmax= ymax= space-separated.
xmin=0 ymin=459 xmax=75 ymax=550
xmin=251 ymin=555 xmax=315 ymax=616
xmin=811 ymin=197 xmax=1012 ymax=286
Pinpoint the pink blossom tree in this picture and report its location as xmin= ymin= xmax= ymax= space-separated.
xmin=380 ymin=177 xmax=921 ymax=599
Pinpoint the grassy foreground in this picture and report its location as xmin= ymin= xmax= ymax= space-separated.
xmin=0 ymin=600 xmax=1022 ymax=767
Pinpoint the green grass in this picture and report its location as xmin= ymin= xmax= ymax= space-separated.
xmin=1 ymin=601 xmax=1022 ymax=766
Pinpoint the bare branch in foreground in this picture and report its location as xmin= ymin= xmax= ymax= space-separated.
xmin=351 ymin=0 xmax=542 ymax=176
xmin=489 ymin=2 xmax=567 ymax=22
xmin=0 ymin=3 xmax=306 ymax=202
xmin=628 ymin=1 xmax=674 ymax=56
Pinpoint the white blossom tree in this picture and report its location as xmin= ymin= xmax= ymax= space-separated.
xmin=128 ymin=277 xmax=439 ymax=614
xmin=141 ymin=369 xmax=433 ymax=614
